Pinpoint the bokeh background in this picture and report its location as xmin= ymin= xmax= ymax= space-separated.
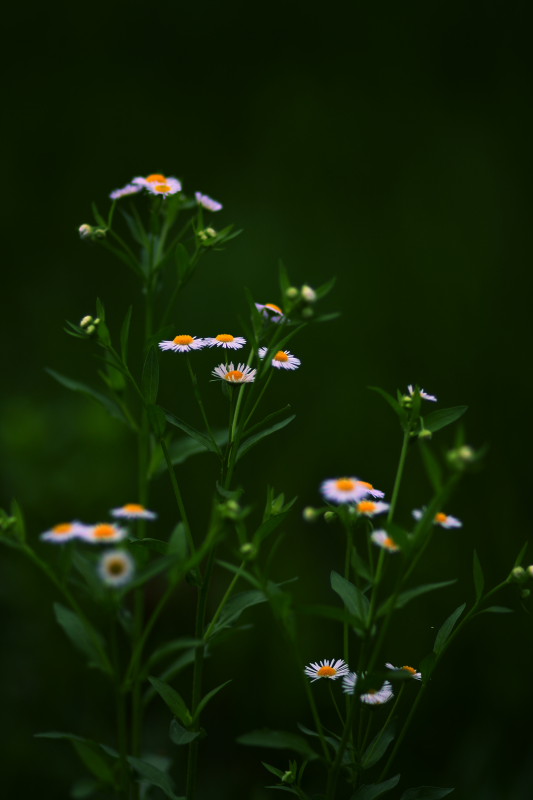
xmin=2 ymin=1 xmax=532 ymax=798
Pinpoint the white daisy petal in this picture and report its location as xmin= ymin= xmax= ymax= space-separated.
xmin=40 ymin=521 xmax=90 ymax=543
xmin=255 ymin=302 xmax=284 ymax=322
xmin=98 ymin=550 xmax=135 ymax=587
xmin=158 ymin=335 xmax=206 ymax=353
xmin=212 ymin=362 xmax=256 ymax=383
xmin=205 ymin=334 xmax=246 ymax=350
xmin=321 ymin=477 xmax=385 ymax=504
xmin=110 ymin=504 xmax=157 ymax=520
xmin=407 ymin=385 xmax=437 ymax=403
xmin=371 ymin=530 xmax=400 ymax=552
xmin=304 ymin=658 xmax=350 ymax=682
xmin=195 ymin=192 xmax=223 ymax=212
xmin=81 ymin=523 xmax=129 ymax=545
xmin=356 ymin=500 xmax=390 ymax=517
xmin=385 ymin=662 xmax=422 ymax=681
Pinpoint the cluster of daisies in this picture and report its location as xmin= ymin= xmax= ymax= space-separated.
xmin=109 ymin=173 xmax=223 ymax=209
xmin=158 ymin=314 xmax=301 ymax=383
xmin=304 ymin=658 xmax=421 ymax=704
xmin=40 ymin=504 xmax=157 ymax=587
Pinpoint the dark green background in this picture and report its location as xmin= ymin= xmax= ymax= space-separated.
xmin=2 ymin=1 xmax=532 ymax=798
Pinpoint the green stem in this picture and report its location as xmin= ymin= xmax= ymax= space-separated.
xmin=203 ymin=561 xmax=245 ymax=641
xmin=160 ymin=439 xmax=195 ymax=557
xmin=185 ymin=355 xmax=219 ymax=453
xmin=326 ymin=694 xmax=356 ymax=799
xmin=387 ymin=430 xmax=410 ymax=524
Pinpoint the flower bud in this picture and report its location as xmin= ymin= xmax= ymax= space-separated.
xmin=324 ymin=510 xmax=336 ymax=523
xmin=94 ymin=228 xmax=107 ymax=239
xmin=510 ymin=566 xmax=527 ymax=583
xmin=285 ymin=286 xmax=299 ymax=299
xmin=80 ymin=315 xmax=93 ymax=328
xmin=86 ymin=325 xmax=96 ymax=335
xmin=302 ymin=506 xmax=318 ymax=522
xmin=521 ymin=588 xmax=531 ymax=599
xmin=418 ymin=428 xmax=432 ymax=440
xmin=93 ymin=318 xmax=101 ymax=326
xmin=301 ymin=307 xmax=314 ymax=319
xmin=527 ymin=565 xmax=533 ymax=579
xmin=78 ymin=224 xmax=93 ymax=239
xmin=301 ymin=284 xmax=317 ymax=303
xmin=239 ymin=542 xmax=257 ymax=560
xmin=400 ymin=394 xmax=413 ymax=408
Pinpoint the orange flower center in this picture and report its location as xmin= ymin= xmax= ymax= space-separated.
xmin=123 ymin=504 xmax=145 ymax=513
xmin=173 ymin=335 xmax=194 ymax=345
xmin=146 ymin=174 xmax=166 ymax=182
xmin=336 ymin=479 xmax=356 ymax=492
xmin=402 ymin=666 xmax=416 ymax=674
xmin=274 ymin=351 xmax=289 ymax=362
xmin=226 ymin=370 xmax=244 ymax=381
xmin=358 ymin=501 xmax=376 ymax=513
xmin=384 ymin=537 xmax=398 ymax=550
xmin=317 ymin=665 xmax=337 ymax=677
xmin=94 ymin=524 xmax=117 ymax=539
xmin=108 ymin=559 xmax=126 ymax=576
xmin=358 ymin=481 xmax=373 ymax=490
xmin=53 ymin=523 xmax=72 ymax=534
xmin=265 ymin=303 xmax=282 ymax=314
xmin=154 ymin=183 xmax=171 ymax=193
xmin=435 ymin=512 xmax=448 ymax=523
xmin=216 ymin=334 xmax=235 ymax=342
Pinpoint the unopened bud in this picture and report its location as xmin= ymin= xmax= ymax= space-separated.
xmin=511 ymin=566 xmax=527 ymax=583
xmin=93 ymin=318 xmax=101 ymax=326
xmin=79 ymin=224 xmax=93 ymax=239
xmin=285 ymin=286 xmax=299 ymax=299
xmin=302 ymin=507 xmax=317 ymax=522
xmin=324 ymin=511 xmax=336 ymax=523
xmin=521 ymin=588 xmax=531 ymax=599
xmin=527 ymin=565 xmax=533 ymax=579
xmin=418 ymin=428 xmax=432 ymax=440
xmin=205 ymin=227 xmax=217 ymax=237
xmin=239 ymin=542 xmax=257 ymax=560
xmin=301 ymin=284 xmax=317 ymax=303
xmin=80 ymin=315 xmax=93 ymax=328
xmin=400 ymin=394 xmax=413 ymax=408
xmin=94 ymin=228 xmax=107 ymax=239
xmin=301 ymin=307 xmax=314 ymax=319
xmin=86 ymin=325 xmax=96 ymax=335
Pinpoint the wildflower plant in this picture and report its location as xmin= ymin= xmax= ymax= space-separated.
xmin=0 ymin=172 xmax=526 ymax=800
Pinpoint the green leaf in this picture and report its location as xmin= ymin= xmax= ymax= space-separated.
xmin=361 ymin=726 xmax=395 ymax=769
xmin=351 ymin=774 xmax=401 ymax=800
xmin=152 ymin=431 xmax=228 ymax=475
xmin=368 ymin=386 xmax=407 ymax=423
xmin=378 ymin=581 xmax=456 ymax=617
xmin=479 ymin=605 xmax=513 ymax=614
xmin=70 ymin=777 xmax=100 ymax=798
xmin=148 ymin=676 xmax=192 ymax=726
xmin=216 ymin=560 xmax=262 ymax=589
xmin=53 ymin=604 xmax=110 ymax=674
xmin=299 ymin=603 xmax=365 ymax=634
xmin=148 ymin=638 xmax=203 ymax=670
xmin=236 ymin=729 xmax=318 ymax=760
xmin=514 ymin=541 xmax=528 ymax=567
xmin=163 ymin=409 xmax=219 ymax=454
xmin=237 ymin=415 xmax=296 ymax=461
xmin=192 ymin=679 xmax=231 ymax=723
xmin=127 ymin=756 xmax=182 ymax=800
xmin=46 ymin=369 xmax=126 ymax=424
xmin=433 ymin=603 xmax=466 ymax=654
xmin=418 ymin=652 xmax=436 ymax=682
xmin=142 ymin=346 xmax=160 ymax=405
xmin=169 ymin=719 xmax=202 ymax=746
xmin=208 ymin=590 xmax=266 ymax=637
xmin=400 ymin=787 xmax=454 ymax=800
xmin=175 ymin=243 xmax=190 ymax=282
xmin=315 ymin=275 xmax=336 ymax=299
xmin=125 ymin=555 xmax=181 ymax=592
xmin=423 ymin=406 xmax=467 ymax=434
xmin=36 ymin=732 xmax=116 ymax=784
xmin=253 ymin=509 xmax=293 ymax=547
xmin=129 ymin=537 xmax=169 ymax=555
xmin=418 ymin=440 xmax=443 ymax=492
xmin=10 ymin=498 xmax=26 ymax=543
xmin=330 ymin=571 xmax=369 ymax=628
xmin=472 ymin=550 xmax=484 ymax=601
xmin=120 ymin=306 xmax=133 ymax=364
xmin=147 ymin=404 xmax=167 ymax=438
xmin=262 ymin=761 xmax=286 ymax=779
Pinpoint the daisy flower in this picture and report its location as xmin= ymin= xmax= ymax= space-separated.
xmin=356 ymin=500 xmax=390 ymax=517
xmin=144 ymin=177 xmax=182 ymax=197
xmin=407 ymin=385 xmax=437 ymax=403
xmin=204 ymin=334 xmax=246 ymax=350
xmin=212 ymin=362 xmax=257 ymax=383
xmin=109 ymin=183 xmax=143 ymax=201
xmin=385 ymin=662 xmax=422 ymax=681
xmin=320 ymin=477 xmax=385 ymax=504
xmin=158 ymin=335 xmax=206 ymax=353
xmin=258 ymin=347 xmax=301 ymax=370
xmin=304 ymin=658 xmax=350 ymax=683
xmin=81 ymin=523 xmax=128 ymax=544
xmin=110 ymin=503 xmax=157 ymax=520
xmin=342 ymin=672 xmax=394 ymax=704
xmin=255 ymin=302 xmax=284 ymax=322
xmin=195 ymin=192 xmax=223 ymax=212
xmin=412 ymin=508 xmax=462 ymax=529
xmin=40 ymin=521 xmax=89 ymax=543
xmin=98 ymin=550 xmax=135 ymax=587
xmin=371 ymin=530 xmax=400 ymax=552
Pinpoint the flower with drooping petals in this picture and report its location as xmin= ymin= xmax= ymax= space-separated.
xmin=412 ymin=508 xmax=462 ymax=528
xmin=98 ymin=550 xmax=135 ymax=587
xmin=195 ymin=192 xmax=223 ymax=211
xmin=110 ymin=504 xmax=157 ymax=520
xmin=40 ymin=521 xmax=89 ymax=543
xmin=81 ymin=523 xmax=128 ymax=544
xmin=321 ymin=478 xmax=385 ymax=504
xmin=356 ymin=500 xmax=390 ymax=517
xmin=212 ymin=362 xmax=256 ymax=383
xmin=304 ymin=658 xmax=350 ymax=683
xmin=342 ymin=672 xmax=394 ymax=704
xmin=371 ymin=530 xmax=400 ymax=552
xmin=385 ymin=662 xmax=422 ymax=681
xmin=258 ymin=347 xmax=301 ymax=370
xmin=158 ymin=335 xmax=206 ymax=353
xmin=407 ymin=385 xmax=437 ymax=403
xmin=205 ymin=334 xmax=246 ymax=350
xmin=255 ymin=302 xmax=284 ymax=322
xmin=109 ymin=183 xmax=143 ymax=201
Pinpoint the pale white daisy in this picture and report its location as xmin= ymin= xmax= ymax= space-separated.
xmin=385 ymin=662 xmax=422 ymax=681
xmin=204 ymin=334 xmax=246 ymax=350
xmin=81 ymin=523 xmax=129 ymax=545
xmin=110 ymin=503 xmax=157 ymax=520
xmin=356 ymin=500 xmax=390 ymax=517
xmin=40 ymin=521 xmax=89 ymax=543
xmin=145 ymin=177 xmax=182 ymax=197
xmin=195 ymin=192 xmax=223 ymax=212
xmin=258 ymin=347 xmax=301 ymax=370
xmin=412 ymin=508 xmax=462 ymax=529
xmin=212 ymin=362 xmax=256 ymax=383
xmin=304 ymin=658 xmax=350 ymax=683
xmin=342 ymin=672 xmax=394 ymax=704
xmin=255 ymin=302 xmax=284 ymax=322
xmin=109 ymin=183 xmax=143 ymax=201
xmin=320 ymin=477 xmax=385 ymax=504
xmin=407 ymin=385 xmax=437 ymax=403
xmin=158 ymin=335 xmax=206 ymax=353
xmin=371 ymin=530 xmax=400 ymax=552
xmin=98 ymin=550 xmax=135 ymax=587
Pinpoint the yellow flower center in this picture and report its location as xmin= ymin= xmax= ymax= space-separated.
xmin=358 ymin=481 xmax=373 ymax=490
xmin=216 ymin=334 xmax=235 ymax=342
xmin=402 ymin=666 xmax=416 ymax=674
xmin=358 ymin=501 xmax=376 ymax=513
xmin=107 ymin=559 xmax=126 ymax=576
xmin=146 ymin=173 xmax=166 ymax=182
xmin=123 ymin=504 xmax=145 ymax=513
xmin=274 ymin=351 xmax=289 ymax=362
xmin=94 ymin=524 xmax=117 ymax=539
xmin=53 ymin=523 xmax=73 ymax=535
xmin=265 ymin=303 xmax=282 ymax=314
xmin=435 ymin=512 xmax=448 ymax=523
xmin=336 ymin=479 xmax=356 ymax=492
xmin=384 ymin=537 xmax=398 ymax=550
xmin=225 ymin=370 xmax=244 ymax=381
xmin=317 ymin=665 xmax=337 ymax=677
xmin=173 ymin=335 xmax=194 ymax=345
xmin=154 ymin=183 xmax=171 ymax=193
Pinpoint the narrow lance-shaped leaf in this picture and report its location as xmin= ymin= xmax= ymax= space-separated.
xmin=330 ymin=570 xmax=369 ymax=628
xmin=208 ymin=590 xmax=267 ymax=637
xmin=400 ymin=787 xmax=454 ymax=800
xmin=368 ymin=386 xmax=407 ymax=425
xmin=36 ymin=732 xmax=116 ymax=785
xmin=361 ymin=726 xmax=396 ymax=769
xmin=472 ymin=550 xmax=484 ymax=601
xmin=237 ymin=415 xmax=296 ymax=461
xmin=53 ymin=603 xmax=111 ymax=674
xmin=148 ymin=676 xmax=192 ymax=726
xmin=169 ymin=719 xmax=202 ymax=746
xmin=236 ymin=729 xmax=318 ymax=760
xmin=433 ymin=603 xmax=466 ymax=654
xmin=163 ymin=409 xmax=219 ymax=454
xmin=46 ymin=369 xmax=127 ymax=425
xmin=127 ymin=756 xmax=183 ymax=800
xmin=142 ymin=346 xmax=160 ymax=404
xmin=120 ymin=305 xmax=133 ymax=364
xmin=377 ymin=580 xmax=456 ymax=617
xmin=422 ymin=406 xmax=468 ymax=434
xmin=192 ymin=679 xmax=232 ymax=723
xmin=352 ymin=774 xmax=401 ymax=800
